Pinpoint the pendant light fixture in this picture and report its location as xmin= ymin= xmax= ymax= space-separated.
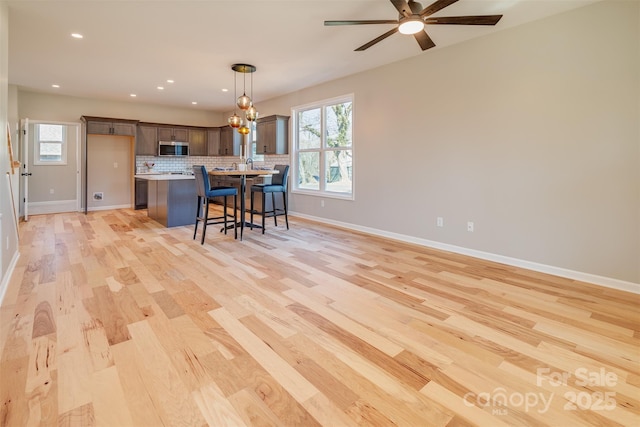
xmin=227 ymin=70 xmax=241 ymax=128
xmin=237 ymin=69 xmax=251 ymax=111
xmin=245 ymin=105 xmax=258 ymax=122
xmin=228 ymin=63 xmax=258 ymax=133
xmin=245 ymin=71 xmax=258 ymax=122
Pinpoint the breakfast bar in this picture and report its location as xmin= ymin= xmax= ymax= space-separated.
xmin=134 ymin=174 xmax=196 ymax=227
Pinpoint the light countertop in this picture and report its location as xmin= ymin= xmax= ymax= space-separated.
xmin=208 ymin=169 xmax=278 ymax=176
xmin=134 ymin=174 xmax=195 ymax=181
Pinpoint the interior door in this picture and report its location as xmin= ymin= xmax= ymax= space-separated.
xmin=20 ymin=118 xmax=29 ymax=221
xmin=22 ymin=120 xmax=80 ymax=217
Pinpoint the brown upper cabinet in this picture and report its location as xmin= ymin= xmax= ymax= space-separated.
xmin=136 ymin=124 xmax=158 ymax=156
xmin=206 ymin=128 xmax=221 ymax=156
xmin=219 ymin=126 xmax=242 ymax=156
xmin=188 ymin=128 xmax=207 ymax=156
xmin=84 ymin=117 xmax=137 ymax=136
xmin=256 ymin=115 xmax=289 ymax=155
xmin=157 ymin=126 xmax=188 ymax=142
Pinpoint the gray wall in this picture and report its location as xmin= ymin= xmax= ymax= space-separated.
xmin=87 ymin=134 xmax=133 ymax=210
xmin=257 ymin=1 xmax=640 ymax=285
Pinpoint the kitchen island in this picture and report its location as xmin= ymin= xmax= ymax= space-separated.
xmin=134 ymin=174 xmax=196 ymax=227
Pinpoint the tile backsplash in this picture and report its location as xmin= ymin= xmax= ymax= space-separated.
xmin=136 ymin=155 xmax=290 ymax=174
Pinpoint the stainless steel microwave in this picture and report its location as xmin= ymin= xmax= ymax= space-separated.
xmin=158 ymin=141 xmax=189 ymax=156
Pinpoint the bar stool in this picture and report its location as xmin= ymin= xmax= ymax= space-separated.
xmin=193 ymin=165 xmax=237 ymax=244
xmin=250 ymin=164 xmax=289 ymax=234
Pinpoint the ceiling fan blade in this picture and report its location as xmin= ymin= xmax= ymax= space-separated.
xmin=414 ymin=30 xmax=436 ymax=51
xmin=420 ymin=0 xmax=459 ymax=18
xmin=324 ymin=19 xmax=399 ymax=26
xmin=355 ymin=27 xmax=399 ymax=51
xmin=389 ymin=0 xmax=413 ymax=17
xmin=425 ymin=15 xmax=503 ymax=25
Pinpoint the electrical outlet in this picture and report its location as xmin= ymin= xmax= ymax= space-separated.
xmin=49 ymin=188 xmax=54 ymax=194
xmin=467 ymin=221 xmax=474 ymax=232
xmin=321 ymin=200 xmax=325 ymax=208
xmin=437 ymin=217 xmax=443 ymax=227
xmin=93 ymin=192 xmax=103 ymax=201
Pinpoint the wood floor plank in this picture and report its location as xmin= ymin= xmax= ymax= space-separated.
xmin=110 ymin=340 xmax=164 ymax=427
xmin=90 ymin=366 xmax=135 ymax=426
xmin=193 ymin=383 xmax=249 ymax=427
xmin=1 ymin=209 xmax=638 ymax=426
xmin=127 ymin=319 xmax=208 ymax=426
xmin=210 ymin=307 xmax=319 ymax=403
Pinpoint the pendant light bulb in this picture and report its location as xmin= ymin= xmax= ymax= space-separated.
xmin=246 ymin=104 xmax=258 ymax=122
xmin=228 ymin=113 xmax=242 ymax=128
xmin=237 ymin=71 xmax=251 ymax=110
xmin=237 ymin=94 xmax=251 ymax=111
xmin=238 ymin=124 xmax=250 ymax=135
xmin=228 ymin=70 xmax=241 ymax=128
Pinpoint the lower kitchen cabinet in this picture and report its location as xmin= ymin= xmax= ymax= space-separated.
xmin=146 ymin=178 xmax=197 ymax=227
xmin=135 ymin=178 xmax=148 ymax=209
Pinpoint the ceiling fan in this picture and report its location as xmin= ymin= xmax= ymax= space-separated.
xmin=324 ymin=0 xmax=503 ymax=52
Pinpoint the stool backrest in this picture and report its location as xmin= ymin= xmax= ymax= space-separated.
xmin=193 ymin=165 xmax=210 ymax=197
xmin=272 ymin=164 xmax=289 ymax=187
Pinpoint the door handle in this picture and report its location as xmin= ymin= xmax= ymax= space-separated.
xmin=21 ymin=173 xmax=32 ymax=176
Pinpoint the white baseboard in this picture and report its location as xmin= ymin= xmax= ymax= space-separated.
xmin=28 ymin=201 xmax=132 ymax=215
xmin=28 ymin=200 xmax=78 ymax=215
xmin=0 ymin=250 xmax=20 ymax=306
xmin=290 ymin=211 xmax=640 ymax=295
xmin=87 ymin=204 xmax=132 ymax=212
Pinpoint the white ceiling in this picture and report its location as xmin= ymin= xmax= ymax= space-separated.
xmin=7 ymin=0 xmax=598 ymax=113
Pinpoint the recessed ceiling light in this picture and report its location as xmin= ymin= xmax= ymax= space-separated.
xmin=71 ymin=33 xmax=83 ymax=39
xmin=191 ymin=101 xmax=197 ymax=105
xmin=222 ymin=88 xmax=228 ymax=92
xmin=130 ymin=94 xmax=137 ymax=97
xmin=167 ymin=79 xmax=174 ymax=84
xmin=52 ymin=84 xmax=60 ymax=88
xmin=157 ymin=86 xmax=164 ymax=90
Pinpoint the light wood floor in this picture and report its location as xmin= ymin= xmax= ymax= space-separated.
xmin=1 ymin=209 xmax=638 ymax=426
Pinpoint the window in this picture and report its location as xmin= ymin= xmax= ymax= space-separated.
xmin=293 ymin=95 xmax=353 ymax=198
xmin=250 ymin=121 xmax=264 ymax=162
xmin=35 ymin=123 xmax=67 ymax=165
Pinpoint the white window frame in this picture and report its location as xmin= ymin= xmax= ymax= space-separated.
xmin=34 ymin=122 xmax=68 ymax=165
xmin=250 ymin=121 xmax=264 ymax=162
xmin=292 ymin=94 xmax=354 ymax=200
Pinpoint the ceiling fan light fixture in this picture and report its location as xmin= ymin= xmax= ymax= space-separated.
xmin=398 ymin=17 xmax=424 ymax=35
